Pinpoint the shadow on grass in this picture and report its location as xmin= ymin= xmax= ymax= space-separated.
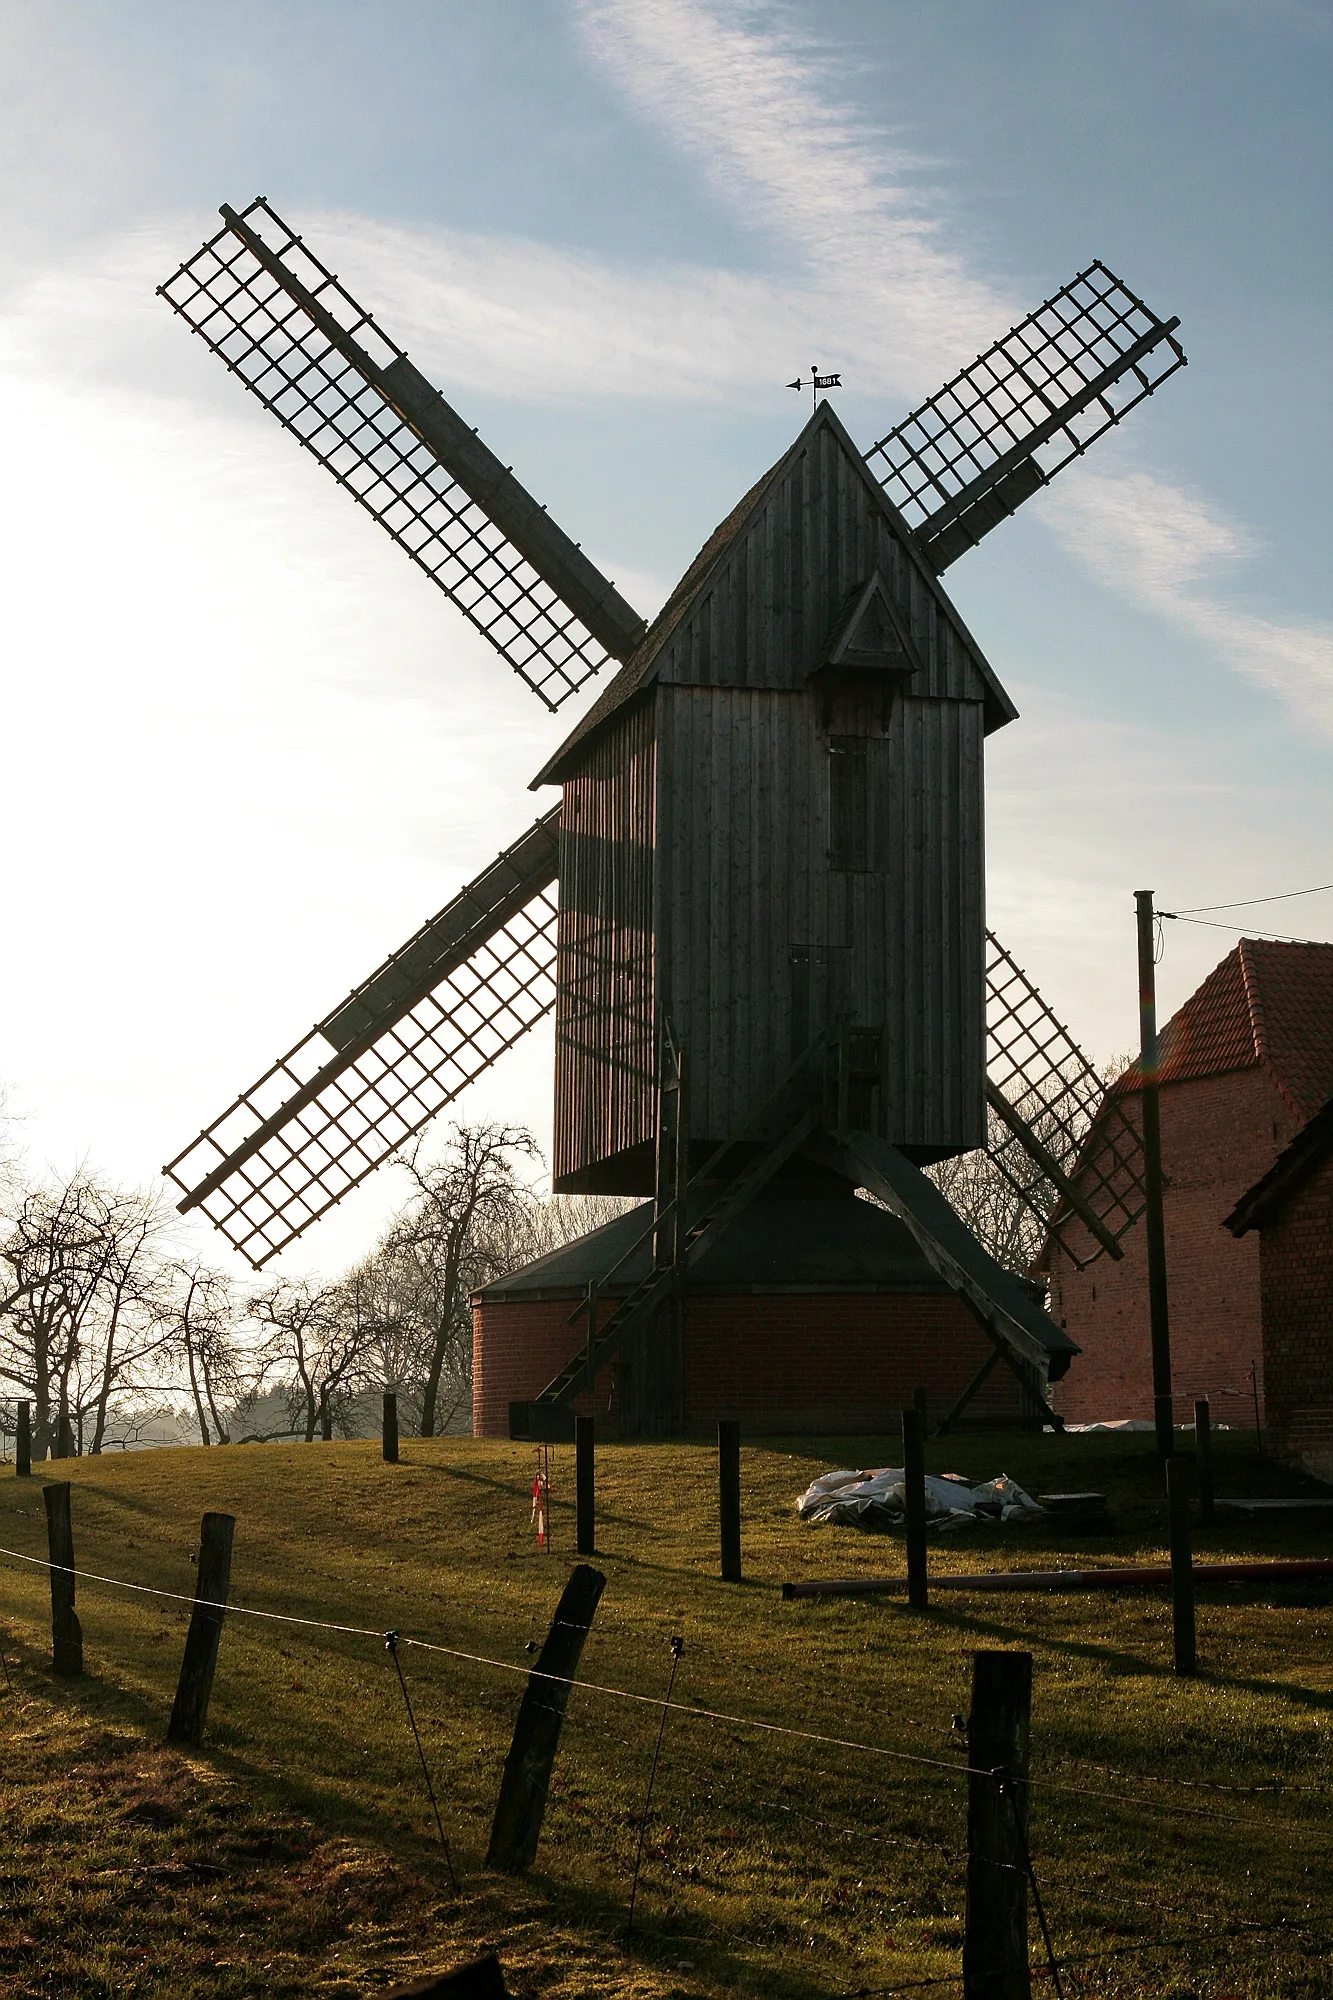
xmin=920 ymin=1597 xmax=1333 ymax=1717
xmin=2 ymin=1630 xmax=855 ymax=2000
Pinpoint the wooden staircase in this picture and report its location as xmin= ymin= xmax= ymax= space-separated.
xmin=511 ymin=1049 xmax=823 ymax=1438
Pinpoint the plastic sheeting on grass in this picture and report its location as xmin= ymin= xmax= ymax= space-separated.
xmin=796 ymin=1466 xmax=1044 ymax=1532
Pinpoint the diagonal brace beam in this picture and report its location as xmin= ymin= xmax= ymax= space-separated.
xmin=985 ymin=1080 xmax=1125 ymax=1261
xmin=172 ymin=808 xmax=560 ymax=1215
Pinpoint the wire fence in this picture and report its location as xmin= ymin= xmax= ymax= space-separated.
xmin=0 ymin=1532 xmax=1329 ymax=1995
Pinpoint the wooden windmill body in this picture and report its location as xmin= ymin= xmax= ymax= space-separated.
xmin=544 ymin=403 xmax=1012 ymax=1194
xmin=159 ymin=199 xmax=1180 ymax=1434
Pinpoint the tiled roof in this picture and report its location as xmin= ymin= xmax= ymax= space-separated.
xmin=1115 ymin=940 xmax=1333 ymax=1120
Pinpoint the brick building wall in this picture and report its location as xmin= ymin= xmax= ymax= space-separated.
xmin=1257 ymin=1147 xmax=1333 ymax=1481
xmin=473 ymin=1291 xmax=1026 ymax=1437
xmin=1049 ymin=1067 xmax=1302 ymax=1425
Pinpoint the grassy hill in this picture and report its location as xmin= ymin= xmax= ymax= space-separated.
xmin=1 ymin=1428 xmax=1331 ymax=1997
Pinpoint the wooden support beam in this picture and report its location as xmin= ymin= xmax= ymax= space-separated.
xmin=1166 ymin=1461 xmax=1197 ymax=1677
xmin=383 ymin=1393 xmax=400 ymax=1464
xmin=42 ymin=1483 xmax=82 ymax=1677
xmin=963 ymin=1650 xmax=1033 ymax=1999
xmin=167 ymin=1512 xmax=236 ymax=1746
xmin=1194 ymin=1399 xmax=1214 ymax=1527
xmin=576 ymin=1417 xmax=595 ymax=1556
xmin=984 ymin=1081 xmax=1125 ymax=1261
xmin=901 ymin=1408 xmax=928 ymax=1610
xmin=718 ymin=1422 xmax=742 ymax=1583
xmin=487 ymin=1564 xmax=605 ymax=1872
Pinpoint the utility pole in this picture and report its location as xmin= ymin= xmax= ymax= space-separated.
xmin=1136 ymin=889 xmax=1175 ymax=1461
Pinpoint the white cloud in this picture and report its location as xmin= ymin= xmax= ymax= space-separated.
xmin=574 ymin=0 xmax=1011 ymax=388
xmin=570 ymin=0 xmax=1333 ymax=740
xmin=1043 ymin=465 xmax=1333 ymax=734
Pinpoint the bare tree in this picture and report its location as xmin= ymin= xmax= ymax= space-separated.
xmin=164 ymin=1261 xmax=251 ymax=1445
xmin=0 ymin=1170 xmax=167 ymax=1458
xmin=82 ymin=1187 xmax=172 ymax=1454
xmin=393 ymin=1124 xmax=539 ymax=1437
xmin=250 ymin=1276 xmax=375 ymax=1442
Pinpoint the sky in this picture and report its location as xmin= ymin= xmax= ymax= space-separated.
xmin=0 ymin=0 xmax=1329 ymax=1280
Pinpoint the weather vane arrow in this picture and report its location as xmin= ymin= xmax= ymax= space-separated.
xmin=787 ymin=364 xmax=842 ymax=411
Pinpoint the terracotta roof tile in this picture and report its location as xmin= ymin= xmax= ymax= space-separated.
xmin=1116 ymin=939 xmax=1333 ymax=1119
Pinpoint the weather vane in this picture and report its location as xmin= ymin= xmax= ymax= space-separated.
xmin=787 ymin=363 xmax=842 ymax=412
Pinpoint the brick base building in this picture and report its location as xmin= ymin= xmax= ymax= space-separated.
xmin=473 ymin=1172 xmax=1074 ymax=1437
xmin=1042 ymin=940 xmax=1333 ymax=1427
xmin=1226 ymin=1095 xmax=1333 ymax=1480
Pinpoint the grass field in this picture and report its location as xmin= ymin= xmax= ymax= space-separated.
xmin=1 ymin=1427 xmax=1331 ymax=1998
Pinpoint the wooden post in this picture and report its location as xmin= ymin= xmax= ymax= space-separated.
xmin=15 ymin=1401 xmax=30 ymax=1478
xmin=487 ymin=1563 xmax=605 ymax=1872
xmin=1194 ymin=1398 xmax=1214 ymax=1526
xmin=963 ymin=1650 xmax=1032 ymax=2000
xmin=902 ymin=1406 xmax=928 ymax=1610
xmin=383 ymin=1392 xmax=400 ymax=1464
xmin=167 ymin=1512 xmax=236 ymax=1746
xmin=1135 ymin=889 xmax=1175 ymax=1462
xmin=575 ymin=1416 xmax=595 ymax=1555
xmin=42 ymin=1482 xmax=82 ymax=1677
xmin=1166 ymin=1459 xmax=1197 ymax=1677
xmin=718 ymin=1420 xmax=741 ymax=1583
xmin=55 ymin=1407 xmax=74 ymax=1461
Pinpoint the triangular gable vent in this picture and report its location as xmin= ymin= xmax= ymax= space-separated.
xmin=820 ymin=568 xmax=925 ymax=680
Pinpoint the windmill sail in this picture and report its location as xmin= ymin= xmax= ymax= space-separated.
xmin=984 ymin=930 xmax=1146 ymax=1269
xmin=867 ymin=262 xmax=1185 ymax=572
xmin=159 ymin=199 xmax=645 ymax=709
xmin=164 ymin=810 xmax=561 ymax=1267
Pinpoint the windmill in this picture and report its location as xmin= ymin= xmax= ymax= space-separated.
xmin=158 ymin=199 xmax=1183 ymax=1433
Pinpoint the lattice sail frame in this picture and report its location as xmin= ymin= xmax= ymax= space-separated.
xmin=866 ymin=262 xmax=1185 ymax=572
xmin=158 ymin=199 xmax=635 ymax=709
xmin=985 ymin=931 xmax=1146 ymax=1270
xmin=164 ymin=822 xmax=561 ymax=1268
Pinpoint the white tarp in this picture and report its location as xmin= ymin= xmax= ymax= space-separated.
xmin=796 ymin=1466 xmax=1044 ymax=1531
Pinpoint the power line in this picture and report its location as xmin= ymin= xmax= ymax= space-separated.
xmin=1173 ymin=881 xmax=1333 ymax=914
xmin=1160 ymin=914 xmax=1327 ymax=945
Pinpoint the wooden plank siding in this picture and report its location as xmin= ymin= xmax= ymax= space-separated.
xmin=651 ymin=418 xmax=983 ymax=705
xmin=550 ymin=406 xmax=995 ymax=1191
xmin=553 ymin=697 xmax=657 ymax=1190
xmin=656 ymin=684 xmax=986 ymax=1160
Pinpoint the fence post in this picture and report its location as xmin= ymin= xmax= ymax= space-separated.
xmin=718 ymin=1420 xmax=741 ymax=1582
xmin=56 ymin=1407 xmax=73 ymax=1461
xmin=1194 ymin=1398 xmax=1214 ymax=1526
xmin=902 ymin=1406 xmax=929 ymax=1610
xmin=15 ymin=1401 xmax=30 ymax=1478
xmin=167 ymin=1512 xmax=236 ymax=1746
xmin=1166 ymin=1459 xmax=1197 ymax=1677
xmin=383 ymin=1392 xmax=400 ymax=1464
xmin=575 ymin=1416 xmax=595 ymax=1556
xmin=963 ymin=1649 xmax=1032 ymax=2000
xmin=42 ymin=1482 xmax=82 ymax=1677
xmin=487 ymin=1563 xmax=605 ymax=1872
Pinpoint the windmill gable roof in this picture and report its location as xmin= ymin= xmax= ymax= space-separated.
xmin=1114 ymin=940 xmax=1333 ymax=1122
xmin=532 ymin=402 xmax=1016 ymax=787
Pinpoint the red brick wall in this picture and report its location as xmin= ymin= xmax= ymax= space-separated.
xmin=1049 ymin=1068 xmax=1301 ymax=1425
xmin=473 ymin=1291 xmax=1026 ymax=1436
xmin=1258 ymin=1147 xmax=1333 ymax=1481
